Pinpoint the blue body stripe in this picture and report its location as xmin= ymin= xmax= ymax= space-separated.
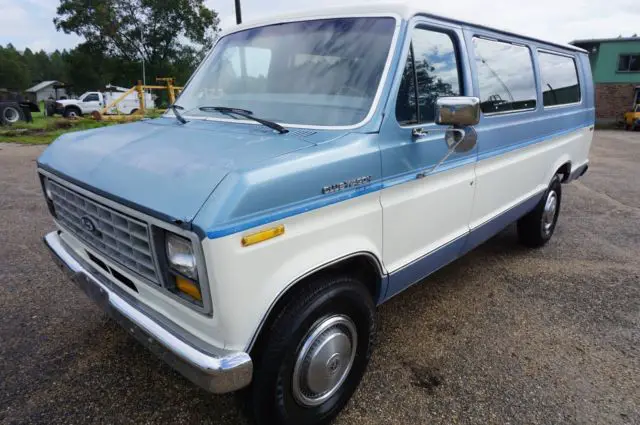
xmin=206 ymin=124 xmax=590 ymax=239
xmin=460 ymin=192 xmax=544 ymax=255
xmin=381 ymin=189 xmax=545 ymax=302
xmin=384 ymin=235 xmax=468 ymax=300
xmin=206 ymin=182 xmax=384 ymax=238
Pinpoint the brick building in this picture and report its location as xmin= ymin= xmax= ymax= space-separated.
xmin=571 ymin=37 xmax=640 ymax=125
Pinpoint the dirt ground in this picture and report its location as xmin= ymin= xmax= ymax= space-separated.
xmin=0 ymin=131 xmax=638 ymax=424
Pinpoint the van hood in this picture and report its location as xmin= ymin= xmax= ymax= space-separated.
xmin=38 ymin=118 xmax=325 ymax=223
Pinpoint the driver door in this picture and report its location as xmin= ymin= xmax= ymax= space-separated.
xmin=379 ymin=21 xmax=477 ymax=299
xmin=81 ymin=93 xmax=101 ymax=113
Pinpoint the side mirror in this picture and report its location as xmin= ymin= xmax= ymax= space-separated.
xmin=435 ymin=96 xmax=481 ymax=127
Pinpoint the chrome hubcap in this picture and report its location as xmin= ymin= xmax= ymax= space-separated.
xmin=542 ymin=190 xmax=557 ymax=233
xmin=292 ymin=315 xmax=357 ymax=406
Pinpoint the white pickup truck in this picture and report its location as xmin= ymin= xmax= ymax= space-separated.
xmin=54 ymin=87 xmax=154 ymax=118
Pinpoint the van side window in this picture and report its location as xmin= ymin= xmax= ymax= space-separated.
xmin=537 ymin=52 xmax=581 ymax=106
xmin=473 ymin=37 xmax=537 ymax=114
xmin=396 ymin=28 xmax=461 ymax=125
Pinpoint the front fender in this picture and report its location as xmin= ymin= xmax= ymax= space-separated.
xmin=201 ymin=190 xmax=383 ymax=352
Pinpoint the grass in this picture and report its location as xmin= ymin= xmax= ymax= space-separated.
xmin=0 ymin=101 xmax=164 ymax=145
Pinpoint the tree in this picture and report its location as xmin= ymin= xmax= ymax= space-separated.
xmin=0 ymin=44 xmax=31 ymax=90
xmin=54 ymin=0 xmax=219 ymax=67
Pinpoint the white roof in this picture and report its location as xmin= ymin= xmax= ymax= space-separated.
xmin=26 ymin=80 xmax=61 ymax=93
xmin=224 ymin=2 xmax=586 ymax=53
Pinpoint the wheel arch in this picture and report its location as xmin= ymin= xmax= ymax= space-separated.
xmin=64 ymin=105 xmax=82 ymax=115
xmin=246 ymin=251 xmax=386 ymax=354
xmin=545 ymin=156 xmax=572 ymax=184
xmin=556 ymin=161 xmax=572 ymax=183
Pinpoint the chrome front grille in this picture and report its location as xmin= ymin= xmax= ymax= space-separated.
xmin=49 ymin=181 xmax=159 ymax=284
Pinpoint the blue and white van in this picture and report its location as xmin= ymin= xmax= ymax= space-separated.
xmin=39 ymin=4 xmax=593 ymax=424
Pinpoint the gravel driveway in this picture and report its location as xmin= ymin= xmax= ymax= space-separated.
xmin=1 ymin=131 xmax=638 ymax=424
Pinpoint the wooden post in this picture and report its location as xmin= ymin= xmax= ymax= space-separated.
xmin=167 ymin=79 xmax=176 ymax=105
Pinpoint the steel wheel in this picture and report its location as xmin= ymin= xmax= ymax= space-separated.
xmin=292 ymin=315 xmax=357 ymax=407
xmin=542 ymin=190 xmax=558 ymax=235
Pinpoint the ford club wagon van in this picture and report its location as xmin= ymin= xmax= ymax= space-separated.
xmin=38 ymin=4 xmax=594 ymax=424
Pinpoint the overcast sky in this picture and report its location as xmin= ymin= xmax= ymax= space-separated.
xmin=0 ymin=0 xmax=638 ymax=52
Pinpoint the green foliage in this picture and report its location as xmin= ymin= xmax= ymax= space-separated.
xmin=0 ymin=44 xmax=31 ymax=90
xmin=54 ymin=0 xmax=219 ymax=75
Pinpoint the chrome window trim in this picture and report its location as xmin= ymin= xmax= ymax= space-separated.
xmin=38 ymin=168 xmax=214 ymax=316
xmin=482 ymin=107 xmax=537 ymax=117
xmin=171 ymin=13 xmax=402 ymax=131
xmin=536 ymin=48 xmax=583 ymax=109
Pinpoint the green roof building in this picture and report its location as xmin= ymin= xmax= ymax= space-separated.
xmin=572 ymin=37 xmax=640 ymax=124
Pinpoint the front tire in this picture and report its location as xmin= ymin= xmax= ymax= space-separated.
xmin=250 ymin=275 xmax=375 ymax=425
xmin=517 ymin=174 xmax=562 ymax=247
xmin=63 ymin=107 xmax=81 ymax=119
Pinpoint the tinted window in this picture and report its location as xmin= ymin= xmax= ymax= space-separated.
xmin=396 ymin=28 xmax=461 ymax=125
xmin=473 ymin=37 xmax=537 ymax=114
xmin=84 ymin=93 xmax=99 ymax=102
xmin=618 ymin=54 xmax=640 ymax=72
xmin=538 ymin=52 xmax=580 ymax=106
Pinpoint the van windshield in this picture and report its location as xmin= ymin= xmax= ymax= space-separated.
xmin=176 ymin=17 xmax=397 ymax=127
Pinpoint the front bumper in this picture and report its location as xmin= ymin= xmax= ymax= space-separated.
xmin=43 ymin=231 xmax=253 ymax=394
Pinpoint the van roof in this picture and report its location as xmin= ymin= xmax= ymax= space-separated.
xmin=225 ymin=2 xmax=587 ymax=54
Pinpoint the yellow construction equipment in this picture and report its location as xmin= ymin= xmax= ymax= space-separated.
xmin=93 ymin=78 xmax=183 ymax=121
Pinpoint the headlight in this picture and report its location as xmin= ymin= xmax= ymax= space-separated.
xmin=166 ymin=233 xmax=197 ymax=280
xmin=43 ymin=177 xmax=54 ymax=201
xmin=41 ymin=176 xmax=56 ymax=217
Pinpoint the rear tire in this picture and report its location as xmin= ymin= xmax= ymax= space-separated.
xmin=250 ymin=275 xmax=375 ymax=425
xmin=0 ymin=103 xmax=24 ymax=125
xmin=517 ymin=174 xmax=562 ymax=248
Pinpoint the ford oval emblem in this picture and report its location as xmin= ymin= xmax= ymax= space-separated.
xmin=80 ymin=215 xmax=100 ymax=236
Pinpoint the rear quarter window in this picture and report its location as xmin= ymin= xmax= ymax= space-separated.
xmin=473 ymin=37 xmax=537 ymax=114
xmin=537 ymin=52 xmax=581 ymax=106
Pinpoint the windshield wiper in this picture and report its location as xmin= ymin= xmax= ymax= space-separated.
xmin=169 ymin=104 xmax=188 ymax=124
xmin=198 ymin=106 xmax=288 ymax=134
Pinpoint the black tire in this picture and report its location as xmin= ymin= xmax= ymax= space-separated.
xmin=63 ymin=107 xmax=81 ymax=119
xmin=0 ymin=103 xmax=25 ymax=125
xmin=250 ymin=275 xmax=375 ymax=425
xmin=130 ymin=108 xmax=139 ymax=115
xmin=517 ymin=174 xmax=562 ymax=248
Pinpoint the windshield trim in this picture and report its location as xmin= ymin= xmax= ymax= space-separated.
xmin=171 ymin=13 xmax=402 ymax=131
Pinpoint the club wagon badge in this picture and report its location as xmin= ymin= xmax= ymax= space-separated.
xmin=322 ymin=176 xmax=372 ymax=194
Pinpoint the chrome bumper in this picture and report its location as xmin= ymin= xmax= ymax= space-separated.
xmin=43 ymin=231 xmax=253 ymax=394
